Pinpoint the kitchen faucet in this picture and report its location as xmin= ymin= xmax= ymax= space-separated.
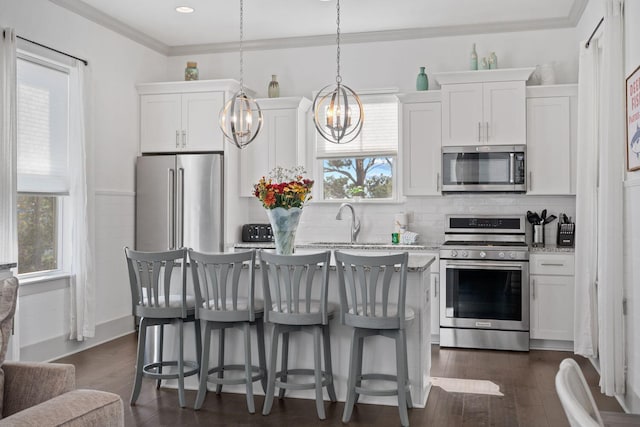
xmin=336 ymin=203 xmax=361 ymax=243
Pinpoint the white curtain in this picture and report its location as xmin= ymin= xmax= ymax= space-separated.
xmin=574 ymin=39 xmax=600 ymax=358
xmin=597 ymin=0 xmax=625 ymax=396
xmin=0 ymin=29 xmax=17 ymax=265
xmin=68 ymin=61 xmax=95 ymax=341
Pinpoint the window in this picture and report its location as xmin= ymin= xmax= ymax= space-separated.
xmin=16 ymin=54 xmax=70 ymax=275
xmin=315 ymin=93 xmax=398 ymax=201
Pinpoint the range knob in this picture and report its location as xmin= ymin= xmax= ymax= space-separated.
xmin=461 ymin=250 xmax=468 ymax=258
xmin=450 ymin=250 xmax=458 ymax=257
xmin=479 ymin=251 xmax=487 ymax=258
xmin=510 ymin=252 xmax=517 ymax=259
xmin=498 ymin=252 xmax=505 ymax=258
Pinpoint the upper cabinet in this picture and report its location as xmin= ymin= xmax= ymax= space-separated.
xmin=239 ymin=97 xmax=311 ymax=197
xmin=137 ymin=80 xmax=241 ymax=153
xmin=398 ymin=92 xmax=442 ymax=196
xmin=435 ymin=68 xmax=534 ymax=146
xmin=526 ymin=85 xmax=578 ymax=195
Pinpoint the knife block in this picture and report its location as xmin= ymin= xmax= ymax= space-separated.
xmin=557 ymin=222 xmax=575 ymax=247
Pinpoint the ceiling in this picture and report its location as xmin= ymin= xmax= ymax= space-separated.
xmin=50 ymin=0 xmax=588 ymax=56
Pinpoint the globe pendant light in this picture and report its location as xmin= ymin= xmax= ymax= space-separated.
xmin=219 ymin=0 xmax=263 ymax=149
xmin=312 ymin=0 xmax=363 ymax=144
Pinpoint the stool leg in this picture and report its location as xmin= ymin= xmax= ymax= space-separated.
xmin=194 ymin=318 xmax=202 ymax=379
xmin=322 ymin=324 xmax=337 ymax=402
xmin=216 ymin=328 xmax=225 ymax=394
xmin=395 ymin=330 xmax=409 ymax=427
xmin=256 ymin=318 xmax=268 ymax=393
xmin=313 ymin=326 xmax=326 ymax=420
xmin=177 ymin=319 xmax=186 ymax=408
xmin=131 ymin=318 xmax=148 ymax=405
xmin=279 ymin=332 xmax=289 ymax=399
xmin=403 ymin=330 xmax=413 ymax=409
xmin=354 ymin=334 xmax=364 ymax=404
xmin=243 ymin=322 xmax=256 ymax=414
xmin=156 ymin=324 xmax=164 ymax=390
xmin=342 ymin=328 xmax=360 ymax=423
xmin=194 ymin=322 xmax=213 ymax=410
xmin=262 ymin=324 xmax=281 ymax=416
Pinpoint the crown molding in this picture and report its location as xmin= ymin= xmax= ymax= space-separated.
xmin=49 ymin=0 xmax=169 ymax=55
xmin=50 ymin=0 xmax=587 ymax=57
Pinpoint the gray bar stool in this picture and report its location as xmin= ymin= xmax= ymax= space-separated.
xmin=188 ymin=249 xmax=267 ymax=413
xmin=259 ymin=250 xmax=337 ymax=420
xmin=124 ymin=247 xmax=201 ymax=408
xmin=335 ymin=251 xmax=413 ymax=427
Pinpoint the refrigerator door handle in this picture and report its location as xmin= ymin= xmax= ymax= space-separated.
xmin=168 ymin=168 xmax=175 ymax=249
xmin=177 ymin=167 xmax=185 ymax=248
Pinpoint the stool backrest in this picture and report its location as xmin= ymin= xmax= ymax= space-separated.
xmin=335 ymin=251 xmax=409 ymax=330
xmin=124 ymin=247 xmax=188 ymax=318
xmin=188 ymin=249 xmax=257 ymax=322
xmin=260 ymin=250 xmax=331 ymax=325
xmin=555 ymin=358 xmax=604 ymax=427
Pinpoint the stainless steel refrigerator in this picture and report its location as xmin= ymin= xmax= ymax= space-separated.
xmin=135 ymin=154 xmax=223 ymax=252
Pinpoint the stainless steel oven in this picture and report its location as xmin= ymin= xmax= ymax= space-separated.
xmin=441 ymin=145 xmax=526 ymax=193
xmin=439 ymin=215 xmax=530 ymax=351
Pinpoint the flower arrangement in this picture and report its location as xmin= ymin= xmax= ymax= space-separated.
xmin=254 ymin=166 xmax=314 ymax=209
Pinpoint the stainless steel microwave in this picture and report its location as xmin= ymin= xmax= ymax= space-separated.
xmin=441 ymin=145 xmax=526 ymax=193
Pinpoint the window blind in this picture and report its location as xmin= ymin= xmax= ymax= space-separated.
xmin=16 ymin=57 xmax=69 ymax=194
xmin=316 ymin=94 xmax=398 ymax=158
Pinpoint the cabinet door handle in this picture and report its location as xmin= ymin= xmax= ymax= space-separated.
xmin=181 ymin=130 xmax=187 ymax=147
xmin=478 ymin=122 xmax=481 ymax=142
xmin=528 ymin=171 xmax=532 ymax=191
xmin=175 ymin=130 xmax=180 ymax=148
xmin=436 ymin=172 xmax=440 ymax=192
xmin=531 ymin=279 xmax=535 ymax=300
xmin=540 ymin=262 xmax=565 ymax=267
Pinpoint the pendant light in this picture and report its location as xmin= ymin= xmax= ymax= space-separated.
xmin=219 ymin=0 xmax=263 ymax=149
xmin=312 ymin=0 xmax=363 ymax=144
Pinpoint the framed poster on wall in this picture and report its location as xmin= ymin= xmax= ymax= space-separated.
xmin=627 ymin=64 xmax=640 ymax=172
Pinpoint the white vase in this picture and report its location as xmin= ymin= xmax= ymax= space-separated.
xmin=266 ymin=207 xmax=302 ymax=255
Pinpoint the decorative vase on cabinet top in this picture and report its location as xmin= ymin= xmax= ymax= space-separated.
xmin=268 ymin=75 xmax=280 ymax=98
xmin=185 ymin=62 xmax=198 ymax=81
xmin=489 ymin=52 xmax=498 ymax=69
xmin=470 ymin=43 xmax=478 ymax=70
xmin=416 ymin=67 xmax=429 ymax=91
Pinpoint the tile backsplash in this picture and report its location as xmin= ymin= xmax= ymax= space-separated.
xmin=246 ymin=195 xmax=576 ymax=246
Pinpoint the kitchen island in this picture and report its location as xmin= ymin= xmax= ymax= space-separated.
xmin=162 ymin=248 xmax=436 ymax=408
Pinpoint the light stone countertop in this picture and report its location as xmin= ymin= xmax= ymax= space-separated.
xmin=0 ymin=262 xmax=17 ymax=270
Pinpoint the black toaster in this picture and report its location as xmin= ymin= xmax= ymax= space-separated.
xmin=242 ymin=224 xmax=274 ymax=242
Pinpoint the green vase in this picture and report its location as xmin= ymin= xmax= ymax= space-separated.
xmin=416 ymin=67 xmax=429 ymax=91
xmin=266 ymin=207 xmax=302 ymax=255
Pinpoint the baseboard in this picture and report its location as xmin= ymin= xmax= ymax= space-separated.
xmin=20 ymin=315 xmax=135 ymax=362
xmin=529 ymin=339 xmax=574 ymax=351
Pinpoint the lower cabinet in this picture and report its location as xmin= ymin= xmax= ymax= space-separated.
xmin=529 ymin=253 xmax=575 ymax=341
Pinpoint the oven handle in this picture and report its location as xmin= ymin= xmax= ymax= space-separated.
xmin=443 ymin=261 xmax=526 ymax=270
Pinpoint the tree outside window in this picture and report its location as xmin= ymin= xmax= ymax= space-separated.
xmin=323 ymin=157 xmax=394 ymax=200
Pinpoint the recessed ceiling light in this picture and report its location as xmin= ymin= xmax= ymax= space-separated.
xmin=175 ymin=6 xmax=195 ymax=13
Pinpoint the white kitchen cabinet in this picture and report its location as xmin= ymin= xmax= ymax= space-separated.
xmin=435 ymin=68 xmax=534 ymax=147
xmin=526 ymin=85 xmax=578 ymax=195
xmin=530 ymin=253 xmax=575 ymax=341
xmin=239 ymin=97 xmax=311 ymax=197
xmin=398 ymin=92 xmax=442 ymax=196
xmin=137 ymin=80 xmax=241 ymax=153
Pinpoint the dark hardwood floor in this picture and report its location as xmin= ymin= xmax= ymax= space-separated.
xmin=56 ymin=334 xmax=623 ymax=426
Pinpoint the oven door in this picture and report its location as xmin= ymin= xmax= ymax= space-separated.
xmin=440 ymin=259 xmax=529 ymax=331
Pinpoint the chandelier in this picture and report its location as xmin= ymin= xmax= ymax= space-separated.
xmin=312 ymin=0 xmax=364 ymax=144
xmin=219 ymin=0 xmax=263 ymax=149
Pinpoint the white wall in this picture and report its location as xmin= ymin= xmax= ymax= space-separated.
xmin=1 ymin=0 xmax=168 ymax=360
xmin=166 ymin=28 xmax=580 ymax=98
